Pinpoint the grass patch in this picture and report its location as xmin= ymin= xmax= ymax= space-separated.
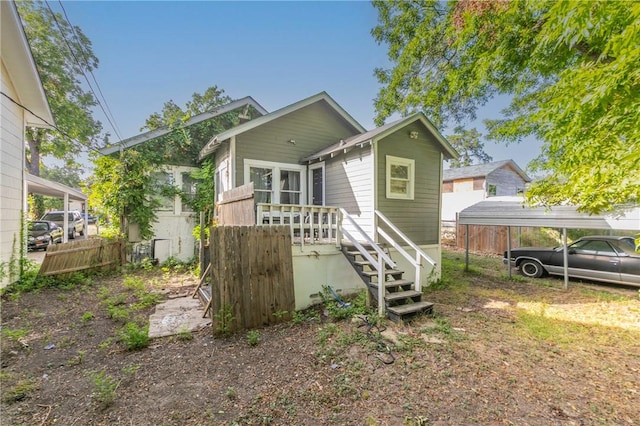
xmin=2 ymin=378 xmax=38 ymax=403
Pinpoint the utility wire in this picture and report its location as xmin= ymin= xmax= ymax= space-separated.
xmin=1 ymin=91 xmax=104 ymax=157
xmin=56 ymin=0 xmax=124 ymax=142
xmin=43 ymin=0 xmax=124 ymax=146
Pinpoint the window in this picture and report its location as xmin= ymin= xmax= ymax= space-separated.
xmin=152 ymin=172 xmax=174 ymax=211
xmin=487 ymin=184 xmax=497 ymax=197
xmin=181 ymin=172 xmax=197 ymax=212
xmin=386 ymin=156 xmax=414 ymax=200
xmin=245 ymin=160 xmax=305 ymax=205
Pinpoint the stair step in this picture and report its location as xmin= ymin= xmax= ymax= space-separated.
xmin=370 ymin=279 xmax=413 ymax=289
xmin=345 ymin=250 xmax=383 ymax=258
xmin=197 ymin=286 xmax=211 ymax=304
xmin=387 ymin=301 xmax=434 ymax=317
xmin=362 ymin=269 xmax=402 ymax=278
xmin=385 ymin=290 xmax=422 ymax=302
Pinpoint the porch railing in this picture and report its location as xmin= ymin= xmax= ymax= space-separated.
xmin=256 ymin=203 xmax=340 ymax=249
xmin=374 ymin=210 xmax=437 ymax=293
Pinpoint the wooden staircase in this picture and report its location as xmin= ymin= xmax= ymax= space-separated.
xmin=342 ymin=242 xmax=433 ymax=322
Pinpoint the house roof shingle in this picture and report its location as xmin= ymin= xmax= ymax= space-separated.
xmin=443 ymin=160 xmax=531 ymax=182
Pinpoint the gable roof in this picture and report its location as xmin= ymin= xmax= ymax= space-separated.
xmin=1 ymin=1 xmax=54 ymax=128
xmin=198 ymin=91 xmax=366 ymax=161
xmin=302 ymin=112 xmax=458 ymax=163
xmin=443 ymin=160 xmax=531 ymax=182
xmin=99 ymin=96 xmax=268 ymax=155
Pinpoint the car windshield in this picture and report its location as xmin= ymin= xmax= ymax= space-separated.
xmin=42 ymin=213 xmax=74 ymax=221
xmin=31 ymin=222 xmax=48 ymax=231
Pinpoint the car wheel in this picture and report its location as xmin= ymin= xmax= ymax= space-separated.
xmin=70 ymin=230 xmax=76 ymax=240
xmin=79 ymin=228 xmax=84 ymax=236
xmin=519 ymin=259 xmax=545 ymax=278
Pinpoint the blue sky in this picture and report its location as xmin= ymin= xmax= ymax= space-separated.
xmin=52 ymin=0 xmax=542 ymax=172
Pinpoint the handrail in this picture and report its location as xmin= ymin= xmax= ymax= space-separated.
xmin=339 ymin=208 xmax=393 ymax=315
xmin=374 ymin=210 xmax=437 ymax=293
xmin=257 ymin=203 xmax=339 ymax=248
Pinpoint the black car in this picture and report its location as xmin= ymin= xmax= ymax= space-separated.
xmin=28 ymin=221 xmax=63 ymax=251
xmin=504 ymin=235 xmax=640 ymax=287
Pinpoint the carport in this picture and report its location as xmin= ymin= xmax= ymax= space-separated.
xmin=458 ymin=197 xmax=640 ymax=289
xmin=26 ymin=173 xmax=88 ymax=243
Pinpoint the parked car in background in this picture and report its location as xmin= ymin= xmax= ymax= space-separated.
xmin=82 ymin=212 xmax=97 ymax=224
xmin=27 ymin=220 xmax=63 ymax=251
xmin=504 ymin=235 xmax=640 ymax=287
xmin=40 ymin=210 xmax=84 ymax=239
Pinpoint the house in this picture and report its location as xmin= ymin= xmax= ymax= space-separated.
xmin=1 ymin=1 xmax=55 ymax=288
xmin=198 ymin=92 xmax=458 ymax=316
xmin=441 ymin=159 xmax=531 ymax=224
xmin=99 ymin=97 xmax=268 ymax=262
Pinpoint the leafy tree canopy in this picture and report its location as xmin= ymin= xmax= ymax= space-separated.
xmin=446 ymin=127 xmax=492 ymax=168
xmin=372 ymin=0 xmax=639 ymax=213
xmin=17 ymin=0 xmax=102 ymax=176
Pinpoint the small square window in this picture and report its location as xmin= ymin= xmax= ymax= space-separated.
xmin=488 ymin=184 xmax=497 ymax=197
xmin=386 ymin=156 xmax=415 ymax=200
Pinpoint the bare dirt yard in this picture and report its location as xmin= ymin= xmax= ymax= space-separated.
xmin=1 ymin=250 xmax=639 ymax=425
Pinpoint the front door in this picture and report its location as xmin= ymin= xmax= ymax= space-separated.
xmin=310 ymin=164 xmax=324 ymax=206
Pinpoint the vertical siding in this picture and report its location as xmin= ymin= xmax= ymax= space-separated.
xmin=376 ymin=122 xmax=443 ymax=245
xmin=486 ymin=166 xmax=527 ymax=196
xmin=234 ymin=101 xmax=360 ymax=186
xmin=0 ymin=64 xmax=25 ymax=288
xmin=325 ymin=146 xmax=374 ymax=237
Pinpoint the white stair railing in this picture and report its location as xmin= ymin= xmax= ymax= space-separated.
xmin=339 ymin=208 xmax=395 ymax=315
xmin=374 ymin=210 xmax=437 ymax=293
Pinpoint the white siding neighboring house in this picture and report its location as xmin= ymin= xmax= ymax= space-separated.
xmin=1 ymin=1 xmax=54 ymax=288
xmin=441 ymin=160 xmax=531 ymax=224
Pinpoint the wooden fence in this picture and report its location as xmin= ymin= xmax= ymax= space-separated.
xmin=39 ymin=238 xmax=123 ymax=276
xmin=217 ymin=183 xmax=255 ymax=226
xmin=208 ymin=226 xmax=295 ymax=333
xmin=456 ymin=224 xmax=559 ymax=254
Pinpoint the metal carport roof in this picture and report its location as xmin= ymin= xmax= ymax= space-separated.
xmin=457 ymin=197 xmax=640 ymax=288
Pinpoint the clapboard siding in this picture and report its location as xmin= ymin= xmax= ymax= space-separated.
xmin=487 ymin=166 xmax=527 ymax=196
xmin=325 ymin=145 xmax=374 ymax=236
xmin=376 ymin=121 xmax=443 ymax=245
xmin=234 ymin=101 xmax=359 ymax=185
xmin=0 ymin=64 xmax=25 ymax=287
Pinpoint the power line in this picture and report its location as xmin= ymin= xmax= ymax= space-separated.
xmin=1 ymin=91 xmax=104 ymax=157
xmin=56 ymin=0 xmax=124 ymax=142
xmin=43 ymin=0 xmax=124 ymax=145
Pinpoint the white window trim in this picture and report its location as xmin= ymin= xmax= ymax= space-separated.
xmin=386 ymin=155 xmax=415 ymax=200
xmin=243 ymin=159 xmax=306 ymax=204
xmin=308 ymin=162 xmax=325 ymax=206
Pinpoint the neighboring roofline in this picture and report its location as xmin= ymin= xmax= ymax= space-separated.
xmin=198 ymin=91 xmax=367 ymax=161
xmin=443 ymin=159 xmax=531 ymax=183
xmin=302 ymin=112 xmax=458 ymax=163
xmin=1 ymin=1 xmax=54 ymax=128
xmin=26 ymin=173 xmax=86 ymax=202
xmin=98 ymin=96 xmax=268 ymax=156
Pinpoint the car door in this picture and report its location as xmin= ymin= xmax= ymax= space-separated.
xmin=565 ymin=240 xmax=621 ymax=283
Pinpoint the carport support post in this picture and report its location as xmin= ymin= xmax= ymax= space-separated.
xmin=506 ymin=226 xmax=512 ymax=279
xmin=465 ymin=224 xmax=469 ymax=271
xmin=562 ymin=228 xmax=568 ymax=290
xmin=63 ymin=193 xmax=69 ymax=243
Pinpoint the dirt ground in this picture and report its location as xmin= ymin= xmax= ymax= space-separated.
xmin=1 ymin=251 xmax=639 ymax=425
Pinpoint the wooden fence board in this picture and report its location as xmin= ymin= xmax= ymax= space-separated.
xmin=207 ymin=226 xmax=294 ymax=334
xmin=39 ymin=238 xmax=123 ymax=276
xmin=217 ymin=183 xmax=255 ymax=226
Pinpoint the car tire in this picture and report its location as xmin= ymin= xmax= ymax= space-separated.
xmin=519 ymin=259 xmax=545 ymax=278
xmin=70 ymin=230 xmax=75 ymax=240
xmin=79 ymin=228 xmax=84 ymax=236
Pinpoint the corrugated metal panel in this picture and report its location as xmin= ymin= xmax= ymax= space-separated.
xmin=459 ymin=199 xmax=640 ymax=230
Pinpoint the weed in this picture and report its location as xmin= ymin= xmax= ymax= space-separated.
xmin=81 ymin=311 xmax=95 ymax=322
xmin=123 ymin=275 xmax=145 ymax=291
xmin=107 ymin=305 xmax=130 ymax=323
xmin=291 ymin=309 xmax=319 ymax=325
xmin=213 ymin=304 xmax=235 ymax=335
xmin=119 ymin=322 xmax=149 ymax=351
xmin=247 ymin=330 xmax=260 ymax=346
xmin=89 ymin=369 xmax=119 ymax=407
xmin=122 ymin=364 xmax=141 ymax=376
xmin=67 ymin=350 xmax=86 ymax=366
xmin=97 ymin=285 xmax=111 ymax=299
xmin=131 ymin=291 xmax=162 ymax=310
xmin=176 ymin=328 xmax=193 ymax=341
xmin=321 ymin=288 xmax=371 ymax=321
xmin=225 ymin=386 xmax=237 ymax=400
xmin=98 ymin=337 xmax=114 ymax=351
xmin=2 ymin=378 xmax=38 ymax=403
xmin=1 ymin=328 xmax=29 ymax=342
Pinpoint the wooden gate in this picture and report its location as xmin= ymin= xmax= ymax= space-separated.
xmin=208 ymin=226 xmax=294 ymax=333
xmin=39 ymin=238 xmax=123 ymax=276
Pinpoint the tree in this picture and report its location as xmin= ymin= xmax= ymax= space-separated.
xmin=372 ymin=0 xmax=639 ymax=213
xmin=446 ymin=127 xmax=492 ymax=168
xmin=17 ymin=0 xmax=102 ymax=176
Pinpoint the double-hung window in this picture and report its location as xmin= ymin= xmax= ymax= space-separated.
xmin=386 ymin=155 xmax=415 ymax=200
xmin=244 ymin=159 xmax=305 ymax=204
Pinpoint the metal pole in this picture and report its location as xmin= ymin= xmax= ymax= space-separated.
xmin=563 ymin=228 xmax=569 ymax=290
xmin=507 ymin=226 xmax=512 ymax=279
xmin=465 ymin=224 xmax=469 ymax=271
